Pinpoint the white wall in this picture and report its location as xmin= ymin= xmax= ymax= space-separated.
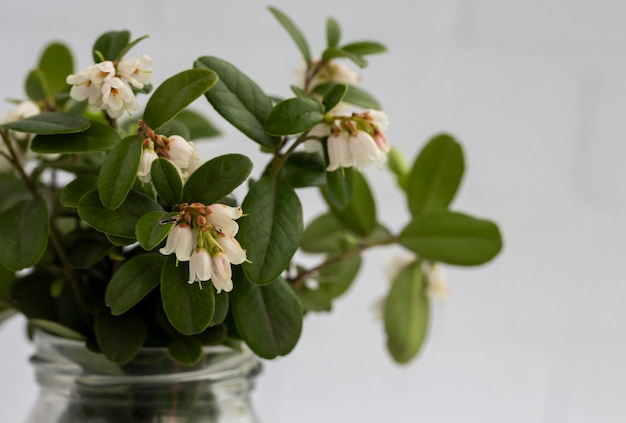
xmin=1 ymin=1 xmax=626 ymax=422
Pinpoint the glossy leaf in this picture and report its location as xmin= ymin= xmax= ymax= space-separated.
xmin=31 ymin=121 xmax=121 ymax=154
xmin=38 ymin=42 xmax=74 ymax=95
xmin=182 ymin=154 xmax=252 ymax=204
xmin=106 ymin=253 xmax=166 ymax=315
xmin=210 ymin=292 xmax=229 ymax=327
xmin=313 ymin=83 xmax=381 ymax=109
xmin=267 ymin=151 xmax=325 ymax=188
xmin=321 ymin=47 xmax=367 ymax=68
xmin=29 ymin=319 xmax=86 ymax=341
xmin=230 ymin=272 xmax=303 ymax=359
xmin=97 ymin=135 xmax=142 ymax=210
xmin=78 ymin=190 xmax=162 ymax=239
xmin=322 ymin=83 xmax=347 ymax=111
xmin=300 ymin=213 xmax=356 ymax=253
xmin=143 ymin=68 xmax=218 ymax=130
xmin=95 ymin=312 xmax=146 ymax=365
xmin=323 ymin=166 xmax=354 ymax=209
xmin=151 ymin=158 xmax=183 ymax=206
xmin=166 ymin=109 xmax=220 ymax=140
xmin=66 ymin=230 xmax=111 ymax=269
xmin=324 ymin=170 xmax=376 ymax=236
xmin=384 ymin=261 xmax=429 ymax=364
xmin=265 ymin=97 xmax=324 ymax=136
xmin=195 ymin=56 xmax=279 ymax=148
xmin=161 ymin=255 xmax=215 ymax=335
xmin=25 ymin=69 xmax=48 ymax=101
xmin=135 ymin=210 xmax=177 ymax=251
xmin=92 ymin=30 xmax=130 ymax=62
xmin=268 ymin=6 xmax=312 ymax=66
xmin=1 ymin=112 xmax=90 ymax=135
xmin=0 ymin=197 xmax=48 ymax=271
xmin=399 ymin=211 xmax=503 ymax=266
xmin=341 ymin=41 xmax=388 ymax=56
xmin=387 ymin=147 xmax=410 ymax=191
xmin=298 ymin=255 xmax=361 ymax=312
xmin=407 ymin=134 xmax=464 ymax=215
xmin=239 ymin=178 xmax=303 ymax=285
xmin=60 ymin=175 xmax=98 ymax=208
xmin=326 ymin=17 xmax=342 ymax=48
xmin=168 ymin=336 xmax=202 ymax=366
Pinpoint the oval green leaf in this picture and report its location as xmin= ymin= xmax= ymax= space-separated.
xmin=39 ymin=42 xmax=74 ymax=95
xmin=31 ymin=121 xmax=121 ymax=154
xmin=143 ymin=68 xmax=218 ymax=130
xmin=97 ymin=135 xmax=142 ymax=210
xmin=92 ymin=30 xmax=130 ymax=62
xmin=264 ymin=97 xmax=324 ymax=136
xmin=1 ymin=112 xmax=90 ymax=135
xmin=230 ymin=271 xmax=303 ymax=359
xmin=399 ymin=211 xmax=503 ymax=266
xmin=95 ymin=312 xmax=146 ymax=365
xmin=60 ymin=175 xmax=98 ymax=208
xmin=324 ymin=170 xmax=376 ymax=236
xmin=313 ymin=83 xmax=381 ymax=109
xmin=0 ymin=197 xmax=48 ymax=271
xmin=239 ymin=178 xmax=303 ymax=285
xmin=135 ymin=210 xmax=177 ymax=251
xmin=268 ymin=6 xmax=312 ymax=66
xmin=407 ymin=134 xmax=464 ymax=216
xmin=161 ymin=255 xmax=215 ymax=335
xmin=326 ymin=17 xmax=342 ymax=48
xmin=151 ymin=158 xmax=183 ymax=206
xmin=195 ymin=56 xmax=279 ymax=148
xmin=182 ymin=154 xmax=252 ymax=204
xmin=106 ymin=253 xmax=166 ymax=316
xmin=384 ymin=261 xmax=429 ymax=364
xmin=168 ymin=336 xmax=203 ymax=366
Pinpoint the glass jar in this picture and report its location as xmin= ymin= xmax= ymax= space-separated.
xmin=25 ymin=330 xmax=263 ymax=423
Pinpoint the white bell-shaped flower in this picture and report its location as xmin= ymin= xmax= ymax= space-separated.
xmin=188 ymin=248 xmax=212 ymax=284
xmin=137 ymin=149 xmax=158 ymax=183
xmin=349 ymin=130 xmax=387 ymax=170
xmin=216 ymin=233 xmax=246 ymax=265
xmin=326 ymin=131 xmax=352 ymax=171
xmin=167 ymin=135 xmax=196 ymax=169
xmin=159 ymin=223 xmax=195 ymax=262
xmin=206 ymin=204 xmax=243 ymax=236
xmin=101 ymin=77 xmax=138 ymax=118
xmin=211 ymin=252 xmax=233 ymax=293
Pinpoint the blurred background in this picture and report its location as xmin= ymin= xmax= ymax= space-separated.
xmin=1 ymin=0 xmax=626 ymax=422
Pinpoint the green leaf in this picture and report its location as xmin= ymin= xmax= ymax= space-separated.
xmin=60 ymin=175 xmax=98 ymax=208
xmin=240 ymin=178 xmax=303 ymax=285
xmin=265 ymin=97 xmax=324 ymax=136
xmin=25 ymin=69 xmax=49 ymax=101
xmin=106 ymin=253 xmax=166 ymax=315
xmin=95 ymin=312 xmax=146 ymax=365
xmin=31 ymin=121 xmax=121 ymax=154
xmin=341 ymin=41 xmax=388 ymax=56
xmin=313 ymin=83 xmax=381 ymax=109
xmin=29 ymin=319 xmax=86 ymax=341
xmin=300 ymin=213 xmax=356 ymax=253
xmin=399 ymin=211 xmax=503 ymax=266
xmin=166 ymin=109 xmax=220 ymax=140
xmin=324 ymin=170 xmax=376 ymax=236
xmin=92 ymin=30 xmax=130 ymax=62
xmin=267 ymin=151 xmax=325 ymax=188
xmin=387 ymin=147 xmax=410 ymax=191
xmin=230 ymin=272 xmax=303 ymax=359
xmin=1 ymin=112 xmax=90 ymax=135
xmin=116 ymin=34 xmax=149 ymax=62
xmin=322 ymin=83 xmax=347 ymax=111
xmin=384 ymin=261 xmax=429 ymax=364
xmin=106 ymin=234 xmax=136 ymax=246
xmin=268 ymin=6 xmax=312 ymax=66
xmin=78 ymin=189 xmax=162 ymax=239
xmin=151 ymin=158 xmax=183 ymax=206
xmin=143 ymin=68 xmax=219 ymax=130
xmin=0 ymin=175 xmax=30 ymax=214
xmin=326 ymin=17 xmax=342 ymax=48
xmin=135 ymin=210 xmax=178 ymax=251
xmin=0 ymin=197 xmax=48 ymax=271
xmin=321 ymin=47 xmax=367 ymax=68
xmin=407 ymin=134 xmax=464 ymax=215
xmin=38 ymin=42 xmax=74 ymax=95
xmin=97 ymin=135 xmax=142 ymax=210
xmin=66 ymin=230 xmax=112 ymax=269
xmin=11 ymin=271 xmax=56 ymax=319
xmin=182 ymin=154 xmax=252 ymax=204
xmin=195 ymin=56 xmax=279 ymax=148
xmin=210 ymin=291 xmax=229 ymax=326
xmin=323 ymin=166 xmax=354 ymax=209
xmin=161 ymin=255 xmax=215 ymax=335
xmin=168 ymin=336 xmax=203 ymax=366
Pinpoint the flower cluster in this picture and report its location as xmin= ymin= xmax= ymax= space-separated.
xmin=66 ymin=55 xmax=152 ymax=118
xmin=0 ymin=100 xmax=41 ymax=172
xmin=159 ymin=203 xmax=246 ymax=293
xmin=309 ymin=109 xmax=390 ymax=171
xmin=137 ymin=122 xmax=198 ymax=183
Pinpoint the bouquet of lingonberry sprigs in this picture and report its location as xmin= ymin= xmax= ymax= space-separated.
xmin=0 ymin=7 xmax=502 ymax=366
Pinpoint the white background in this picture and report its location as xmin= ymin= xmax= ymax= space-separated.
xmin=2 ymin=1 xmax=626 ymax=422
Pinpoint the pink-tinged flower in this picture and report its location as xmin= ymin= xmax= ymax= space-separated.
xmin=373 ymin=129 xmax=390 ymax=153
xmin=159 ymin=223 xmax=195 ymax=262
xmin=188 ymin=248 xmax=212 ymax=284
xmin=364 ymin=109 xmax=390 ymax=132
xmin=216 ymin=233 xmax=246 ymax=265
xmin=349 ymin=130 xmax=387 ymax=170
xmin=211 ymin=252 xmax=233 ymax=293
xmin=206 ymin=204 xmax=243 ymax=236
xmin=117 ymin=55 xmax=153 ymax=89
xmin=167 ymin=135 xmax=196 ymax=169
xmin=326 ymin=131 xmax=352 ymax=171
xmin=137 ymin=149 xmax=158 ymax=183
xmin=101 ymin=77 xmax=138 ymax=118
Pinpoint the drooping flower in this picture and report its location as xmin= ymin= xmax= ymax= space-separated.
xmin=210 ymin=252 xmax=234 ymax=293
xmin=326 ymin=131 xmax=352 ymax=171
xmin=137 ymin=148 xmax=158 ymax=183
xmin=188 ymin=248 xmax=212 ymax=284
xmin=206 ymin=204 xmax=243 ymax=236
xmin=159 ymin=223 xmax=194 ymax=262
xmin=348 ymin=130 xmax=387 ymax=170
xmin=117 ymin=55 xmax=153 ymax=89
xmin=167 ymin=135 xmax=196 ymax=169
xmin=101 ymin=77 xmax=138 ymax=119
xmin=216 ymin=232 xmax=246 ymax=265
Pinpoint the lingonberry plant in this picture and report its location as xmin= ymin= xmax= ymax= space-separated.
xmin=0 ymin=7 xmax=502 ymax=367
